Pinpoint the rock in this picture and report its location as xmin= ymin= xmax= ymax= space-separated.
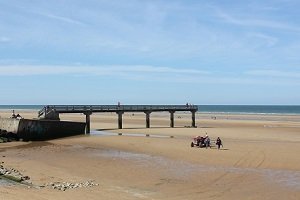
xmin=44 ymin=180 xmax=99 ymax=191
xmin=0 ymin=165 xmax=30 ymax=184
xmin=21 ymin=176 xmax=30 ymax=181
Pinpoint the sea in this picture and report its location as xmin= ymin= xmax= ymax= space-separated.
xmin=198 ymin=105 xmax=300 ymax=115
xmin=0 ymin=105 xmax=300 ymax=115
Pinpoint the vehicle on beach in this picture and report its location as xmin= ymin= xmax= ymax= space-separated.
xmin=191 ymin=136 xmax=206 ymax=148
xmin=191 ymin=135 xmax=214 ymax=148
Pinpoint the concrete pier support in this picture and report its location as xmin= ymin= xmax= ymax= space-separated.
xmin=145 ymin=111 xmax=151 ymax=128
xmin=84 ymin=112 xmax=92 ymax=134
xmin=117 ymin=111 xmax=124 ymax=129
xmin=170 ymin=111 xmax=175 ymax=128
xmin=191 ymin=111 xmax=196 ymax=128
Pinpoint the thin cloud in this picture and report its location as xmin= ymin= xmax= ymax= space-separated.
xmin=1 ymin=65 xmax=299 ymax=86
xmin=215 ymin=9 xmax=300 ymax=32
xmin=0 ymin=65 xmax=209 ymax=76
xmin=0 ymin=36 xmax=11 ymax=43
xmin=247 ymin=32 xmax=278 ymax=46
xmin=28 ymin=9 xmax=87 ymax=26
xmin=123 ymin=71 xmax=300 ymax=86
xmin=42 ymin=13 xmax=86 ymax=26
xmin=245 ymin=70 xmax=300 ymax=78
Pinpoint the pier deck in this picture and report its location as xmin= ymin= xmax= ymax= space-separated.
xmin=38 ymin=105 xmax=198 ymax=133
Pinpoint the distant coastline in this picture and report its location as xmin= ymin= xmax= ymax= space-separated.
xmin=0 ymin=105 xmax=300 ymax=115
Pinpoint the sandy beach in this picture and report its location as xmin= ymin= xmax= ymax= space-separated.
xmin=1 ymin=110 xmax=300 ymax=199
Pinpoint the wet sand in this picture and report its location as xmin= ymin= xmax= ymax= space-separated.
xmin=0 ymin=111 xmax=300 ymax=199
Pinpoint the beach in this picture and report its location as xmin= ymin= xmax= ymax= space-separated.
xmin=1 ymin=110 xmax=300 ymax=199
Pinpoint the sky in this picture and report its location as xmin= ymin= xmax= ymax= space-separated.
xmin=0 ymin=0 xmax=300 ymax=105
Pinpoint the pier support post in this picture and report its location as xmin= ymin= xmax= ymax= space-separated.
xmin=117 ymin=111 xmax=124 ymax=129
xmin=191 ymin=111 xmax=196 ymax=128
xmin=170 ymin=111 xmax=175 ymax=128
xmin=145 ymin=111 xmax=151 ymax=128
xmin=84 ymin=112 xmax=92 ymax=134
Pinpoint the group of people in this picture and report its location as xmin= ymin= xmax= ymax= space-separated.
xmin=185 ymin=102 xmax=194 ymax=108
xmin=194 ymin=133 xmax=223 ymax=149
xmin=204 ymin=134 xmax=223 ymax=149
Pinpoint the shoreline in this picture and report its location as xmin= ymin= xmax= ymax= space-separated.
xmin=197 ymin=112 xmax=300 ymax=122
xmin=199 ymin=111 xmax=300 ymax=116
xmin=1 ymin=110 xmax=300 ymax=125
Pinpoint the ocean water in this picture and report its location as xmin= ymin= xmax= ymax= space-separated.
xmin=0 ymin=105 xmax=299 ymax=115
xmin=198 ymin=105 xmax=300 ymax=115
xmin=0 ymin=105 xmax=43 ymax=110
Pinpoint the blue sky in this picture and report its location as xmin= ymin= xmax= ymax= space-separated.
xmin=0 ymin=0 xmax=300 ymax=105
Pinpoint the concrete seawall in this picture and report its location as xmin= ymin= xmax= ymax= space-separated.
xmin=0 ymin=118 xmax=20 ymax=133
xmin=0 ymin=118 xmax=86 ymax=140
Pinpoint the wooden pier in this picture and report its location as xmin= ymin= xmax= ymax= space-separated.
xmin=38 ymin=105 xmax=198 ymax=134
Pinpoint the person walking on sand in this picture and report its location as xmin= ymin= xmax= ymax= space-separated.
xmin=216 ymin=137 xmax=222 ymax=150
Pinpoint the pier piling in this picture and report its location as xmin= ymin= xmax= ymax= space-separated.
xmin=145 ymin=111 xmax=151 ymax=128
xmin=84 ymin=112 xmax=92 ymax=134
xmin=117 ymin=111 xmax=124 ymax=129
xmin=192 ymin=111 xmax=196 ymax=127
xmin=170 ymin=111 xmax=175 ymax=128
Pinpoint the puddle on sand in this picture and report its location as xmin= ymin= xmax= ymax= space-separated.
xmin=90 ymin=131 xmax=171 ymax=138
xmin=263 ymin=169 xmax=300 ymax=189
xmin=99 ymin=150 xmax=210 ymax=177
xmin=0 ymin=177 xmax=16 ymax=186
xmin=91 ymin=149 xmax=300 ymax=190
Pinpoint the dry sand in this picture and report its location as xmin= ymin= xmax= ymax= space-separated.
xmin=0 ymin=110 xmax=300 ymax=199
